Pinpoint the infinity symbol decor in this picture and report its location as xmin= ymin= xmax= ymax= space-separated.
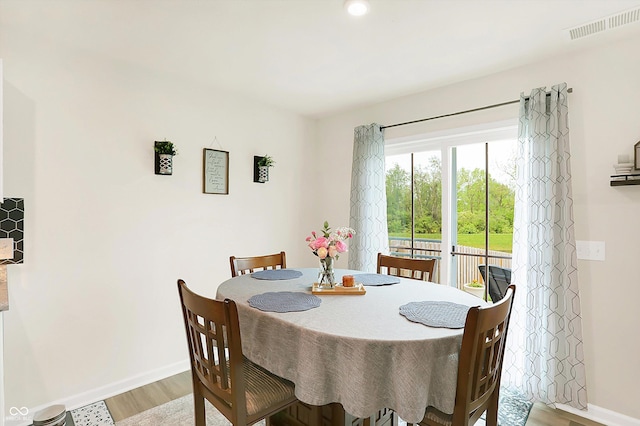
xmin=9 ymin=406 xmax=28 ymax=416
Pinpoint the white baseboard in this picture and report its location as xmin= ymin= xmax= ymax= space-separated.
xmin=10 ymin=359 xmax=190 ymax=426
xmin=558 ymin=403 xmax=640 ymax=426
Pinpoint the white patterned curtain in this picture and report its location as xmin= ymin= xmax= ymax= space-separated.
xmin=348 ymin=124 xmax=389 ymax=272
xmin=503 ymin=83 xmax=588 ymax=410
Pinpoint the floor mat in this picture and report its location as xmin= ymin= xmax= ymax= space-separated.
xmin=496 ymin=387 xmax=533 ymax=426
xmin=69 ymin=401 xmax=114 ymax=426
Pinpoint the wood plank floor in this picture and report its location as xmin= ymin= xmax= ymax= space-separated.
xmin=105 ymin=371 xmax=192 ymax=422
xmin=104 ymin=371 xmax=604 ymax=425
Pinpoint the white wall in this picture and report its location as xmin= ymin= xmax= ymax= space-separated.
xmin=0 ymin=11 xmax=319 ymax=414
xmin=317 ymin=36 xmax=640 ymax=421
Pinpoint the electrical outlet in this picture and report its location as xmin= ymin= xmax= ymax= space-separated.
xmin=576 ymin=240 xmax=605 ymax=261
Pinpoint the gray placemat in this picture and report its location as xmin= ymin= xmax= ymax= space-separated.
xmin=250 ymin=269 xmax=303 ymax=280
xmin=352 ymin=273 xmax=401 ymax=286
xmin=399 ymin=301 xmax=475 ymax=328
xmin=248 ymin=291 xmax=321 ymax=312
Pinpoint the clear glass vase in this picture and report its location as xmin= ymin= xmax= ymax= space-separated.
xmin=317 ymin=257 xmax=336 ymax=288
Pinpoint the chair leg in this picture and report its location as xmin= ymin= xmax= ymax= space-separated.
xmin=194 ymin=389 xmax=206 ymax=426
xmin=485 ymin=390 xmax=500 ymax=426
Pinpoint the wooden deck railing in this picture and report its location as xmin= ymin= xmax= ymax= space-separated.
xmin=388 ymin=237 xmax=512 ymax=288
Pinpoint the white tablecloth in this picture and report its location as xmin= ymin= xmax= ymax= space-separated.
xmin=215 ymin=268 xmax=485 ymax=423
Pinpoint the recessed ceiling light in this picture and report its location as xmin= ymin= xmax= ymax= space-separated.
xmin=344 ymin=0 xmax=370 ymax=17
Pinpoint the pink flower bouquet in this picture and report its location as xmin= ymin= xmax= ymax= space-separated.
xmin=306 ymin=221 xmax=355 ymax=287
xmin=306 ymin=221 xmax=355 ymax=261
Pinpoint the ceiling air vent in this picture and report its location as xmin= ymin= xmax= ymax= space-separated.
xmin=569 ymin=20 xmax=606 ymax=40
xmin=609 ymin=8 xmax=640 ymax=29
xmin=567 ymin=7 xmax=640 ymax=40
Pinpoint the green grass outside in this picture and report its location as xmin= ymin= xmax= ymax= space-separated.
xmin=389 ymin=232 xmax=513 ymax=253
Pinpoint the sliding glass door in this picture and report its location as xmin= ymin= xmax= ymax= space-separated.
xmin=385 ymin=122 xmax=516 ymax=291
xmin=450 ymin=141 xmax=515 ymax=295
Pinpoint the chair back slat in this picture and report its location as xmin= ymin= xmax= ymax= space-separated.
xmin=377 ymin=253 xmax=436 ymax=282
xmin=188 ymin=311 xmax=228 ymax=391
xmin=230 ymin=251 xmax=287 ymax=277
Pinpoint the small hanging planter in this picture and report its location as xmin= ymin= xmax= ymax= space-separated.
xmin=254 ymin=155 xmax=275 ymax=183
xmin=158 ymin=154 xmax=173 ymax=175
xmin=258 ymin=165 xmax=269 ymax=183
xmin=154 ymin=141 xmax=178 ymax=175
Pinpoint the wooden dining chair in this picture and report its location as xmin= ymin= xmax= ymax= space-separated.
xmin=377 ymin=253 xmax=437 ymax=282
xmin=177 ymin=279 xmax=298 ymax=425
xmin=229 ymin=251 xmax=287 ymax=277
xmin=417 ymin=284 xmax=516 ymax=426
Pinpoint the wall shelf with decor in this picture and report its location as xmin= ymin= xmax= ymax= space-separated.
xmin=610 ymin=174 xmax=640 ymax=186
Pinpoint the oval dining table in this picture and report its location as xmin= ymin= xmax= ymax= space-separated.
xmin=215 ymin=268 xmax=485 ymax=425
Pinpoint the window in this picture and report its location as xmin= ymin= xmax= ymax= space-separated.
xmin=385 ymin=121 xmax=517 ymax=289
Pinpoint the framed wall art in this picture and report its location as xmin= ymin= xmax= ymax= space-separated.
xmin=203 ymin=149 xmax=229 ymax=195
xmin=635 ymin=141 xmax=640 ymax=170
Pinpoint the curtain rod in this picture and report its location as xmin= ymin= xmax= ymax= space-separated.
xmin=380 ymin=87 xmax=573 ymax=130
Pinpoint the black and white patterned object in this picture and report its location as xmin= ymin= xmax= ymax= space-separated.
xmin=250 ymin=269 xmax=303 ymax=280
xmin=352 ymin=273 xmax=400 ymax=286
xmin=496 ymin=387 xmax=533 ymax=426
xmin=248 ymin=291 xmax=321 ymax=313
xmin=70 ymin=401 xmax=114 ymax=426
xmin=0 ymin=198 xmax=24 ymax=265
xmin=399 ymin=301 xmax=475 ymax=328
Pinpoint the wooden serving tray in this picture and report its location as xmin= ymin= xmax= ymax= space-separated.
xmin=311 ymin=283 xmax=366 ymax=295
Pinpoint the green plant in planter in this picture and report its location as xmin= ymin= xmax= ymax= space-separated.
xmin=466 ymin=279 xmax=484 ymax=288
xmin=257 ymin=155 xmax=275 ymax=167
xmin=154 ymin=141 xmax=178 ymax=156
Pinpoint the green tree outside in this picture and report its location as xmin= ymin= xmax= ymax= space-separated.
xmin=386 ymin=158 xmax=514 ymax=253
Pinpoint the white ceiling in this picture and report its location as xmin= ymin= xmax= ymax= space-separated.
xmin=6 ymin=0 xmax=640 ymax=117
